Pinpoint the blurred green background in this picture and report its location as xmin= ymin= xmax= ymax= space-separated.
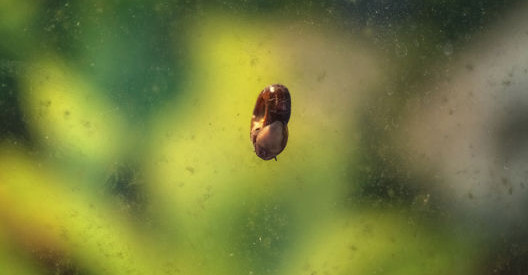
xmin=1 ymin=0 xmax=528 ymax=274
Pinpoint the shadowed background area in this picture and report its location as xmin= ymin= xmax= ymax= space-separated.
xmin=1 ymin=0 xmax=528 ymax=274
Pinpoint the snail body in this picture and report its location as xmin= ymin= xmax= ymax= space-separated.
xmin=250 ymin=84 xmax=291 ymax=160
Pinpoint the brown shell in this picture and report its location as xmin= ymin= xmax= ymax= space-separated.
xmin=250 ymin=84 xmax=291 ymax=160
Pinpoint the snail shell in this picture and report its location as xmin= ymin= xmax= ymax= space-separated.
xmin=250 ymin=84 xmax=291 ymax=160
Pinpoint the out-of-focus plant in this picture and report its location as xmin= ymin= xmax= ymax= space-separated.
xmin=1 ymin=0 xmax=525 ymax=274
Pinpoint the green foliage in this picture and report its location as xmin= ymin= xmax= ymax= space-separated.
xmin=0 ymin=1 xmax=521 ymax=274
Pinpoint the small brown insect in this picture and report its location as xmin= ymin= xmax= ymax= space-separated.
xmin=250 ymin=84 xmax=291 ymax=160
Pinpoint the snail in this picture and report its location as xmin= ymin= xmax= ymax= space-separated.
xmin=250 ymin=84 xmax=291 ymax=160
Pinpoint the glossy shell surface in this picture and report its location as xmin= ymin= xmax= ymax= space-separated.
xmin=250 ymin=84 xmax=291 ymax=160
